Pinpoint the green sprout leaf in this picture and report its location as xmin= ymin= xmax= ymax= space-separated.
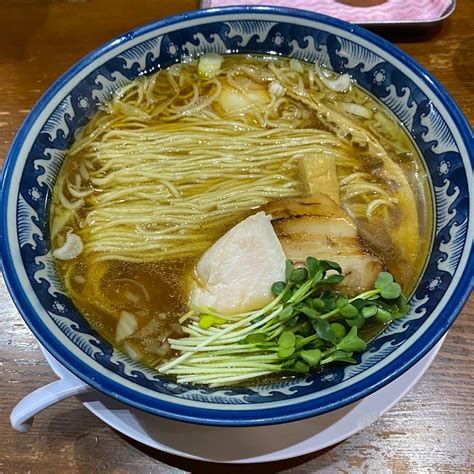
xmin=340 ymin=303 xmax=359 ymax=318
xmin=306 ymin=256 xmax=320 ymax=278
xmin=278 ymin=346 xmax=295 ymax=358
xmin=394 ymin=294 xmax=410 ymax=318
xmin=278 ymin=331 xmax=296 ymax=358
xmin=375 ymin=307 xmax=393 ymax=324
xmin=311 ymin=271 xmax=324 ymax=286
xmin=345 ymin=312 xmax=365 ymax=328
xmin=282 ymin=289 xmax=292 ymax=303
xmin=321 ymin=350 xmax=356 ymax=365
xmin=351 ymin=298 xmax=366 ymax=311
xmin=286 ymin=316 xmax=300 ymax=327
xmin=321 ymin=295 xmax=336 ymax=311
xmin=298 ymin=321 xmax=315 ymax=337
xmin=323 ymin=274 xmax=345 ymax=285
xmin=271 ymin=281 xmax=286 ymax=296
xmin=244 ymin=333 xmax=267 ymax=344
xmin=362 ymin=306 xmax=378 ymax=318
xmin=312 ymin=318 xmax=337 ymax=345
xmin=291 ymin=267 xmax=308 ymax=283
xmin=294 ymin=334 xmax=307 ymax=350
xmin=285 ymin=259 xmax=294 ymax=282
xmin=278 ymin=305 xmax=294 ymax=322
xmin=337 ymin=326 xmax=367 ymax=352
xmin=375 ymin=272 xmax=394 ymax=290
xmin=380 ymin=282 xmax=402 ymax=299
xmin=299 ymin=306 xmax=320 ymax=319
xmin=336 ymin=297 xmax=349 ymax=309
xmin=312 ymin=298 xmax=326 ymax=311
xmin=278 ymin=330 xmax=296 ymax=349
xmin=366 ymin=294 xmax=380 ymax=301
xmin=300 ymin=349 xmax=322 ymax=367
xmin=288 ymin=360 xmax=310 ymax=373
xmin=330 ymin=322 xmax=346 ymax=340
xmin=320 ymin=260 xmax=342 ymax=274
xmin=281 ymin=358 xmax=297 ymax=369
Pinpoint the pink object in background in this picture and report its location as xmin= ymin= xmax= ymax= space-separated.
xmin=200 ymin=0 xmax=454 ymax=24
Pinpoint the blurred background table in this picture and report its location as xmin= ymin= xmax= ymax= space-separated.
xmin=0 ymin=1 xmax=472 ymax=472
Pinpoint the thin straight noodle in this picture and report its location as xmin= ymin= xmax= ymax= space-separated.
xmin=68 ymin=114 xmax=358 ymax=262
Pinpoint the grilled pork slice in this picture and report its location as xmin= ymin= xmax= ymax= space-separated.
xmin=263 ymin=193 xmax=383 ymax=293
xmin=188 ymin=211 xmax=286 ymax=315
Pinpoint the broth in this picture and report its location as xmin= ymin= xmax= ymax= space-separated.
xmin=51 ymin=54 xmax=432 ymax=370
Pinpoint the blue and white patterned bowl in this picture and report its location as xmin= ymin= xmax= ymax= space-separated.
xmin=1 ymin=7 xmax=473 ymax=426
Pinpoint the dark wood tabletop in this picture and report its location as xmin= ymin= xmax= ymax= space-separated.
xmin=1 ymin=1 xmax=473 ymax=472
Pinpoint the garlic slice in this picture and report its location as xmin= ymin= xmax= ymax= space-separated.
xmin=316 ymin=66 xmax=351 ymax=92
xmin=52 ymin=232 xmax=83 ymax=260
xmin=116 ymin=311 xmax=138 ymax=343
xmin=268 ymin=81 xmax=286 ymax=97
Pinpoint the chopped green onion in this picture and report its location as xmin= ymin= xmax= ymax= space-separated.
xmin=289 ymin=58 xmax=304 ymax=73
xmin=198 ymin=53 xmax=224 ymax=78
xmin=199 ymin=314 xmax=227 ymax=329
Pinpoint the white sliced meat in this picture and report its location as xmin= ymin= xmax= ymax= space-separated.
xmin=264 ymin=193 xmax=383 ymax=293
xmin=188 ymin=212 xmax=286 ymax=315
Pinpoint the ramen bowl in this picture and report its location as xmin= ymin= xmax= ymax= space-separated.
xmin=1 ymin=6 xmax=473 ymax=426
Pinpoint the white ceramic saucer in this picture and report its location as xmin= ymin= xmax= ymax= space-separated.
xmin=32 ymin=339 xmax=442 ymax=464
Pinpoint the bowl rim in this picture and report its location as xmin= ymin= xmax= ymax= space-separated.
xmin=1 ymin=5 xmax=473 ymax=426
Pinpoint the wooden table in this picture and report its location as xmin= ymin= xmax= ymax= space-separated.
xmin=1 ymin=1 xmax=472 ymax=471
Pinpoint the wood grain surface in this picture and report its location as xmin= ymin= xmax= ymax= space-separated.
xmin=0 ymin=1 xmax=472 ymax=472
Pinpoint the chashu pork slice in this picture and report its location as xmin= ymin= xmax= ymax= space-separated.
xmin=188 ymin=211 xmax=286 ymax=315
xmin=263 ymin=193 xmax=383 ymax=293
